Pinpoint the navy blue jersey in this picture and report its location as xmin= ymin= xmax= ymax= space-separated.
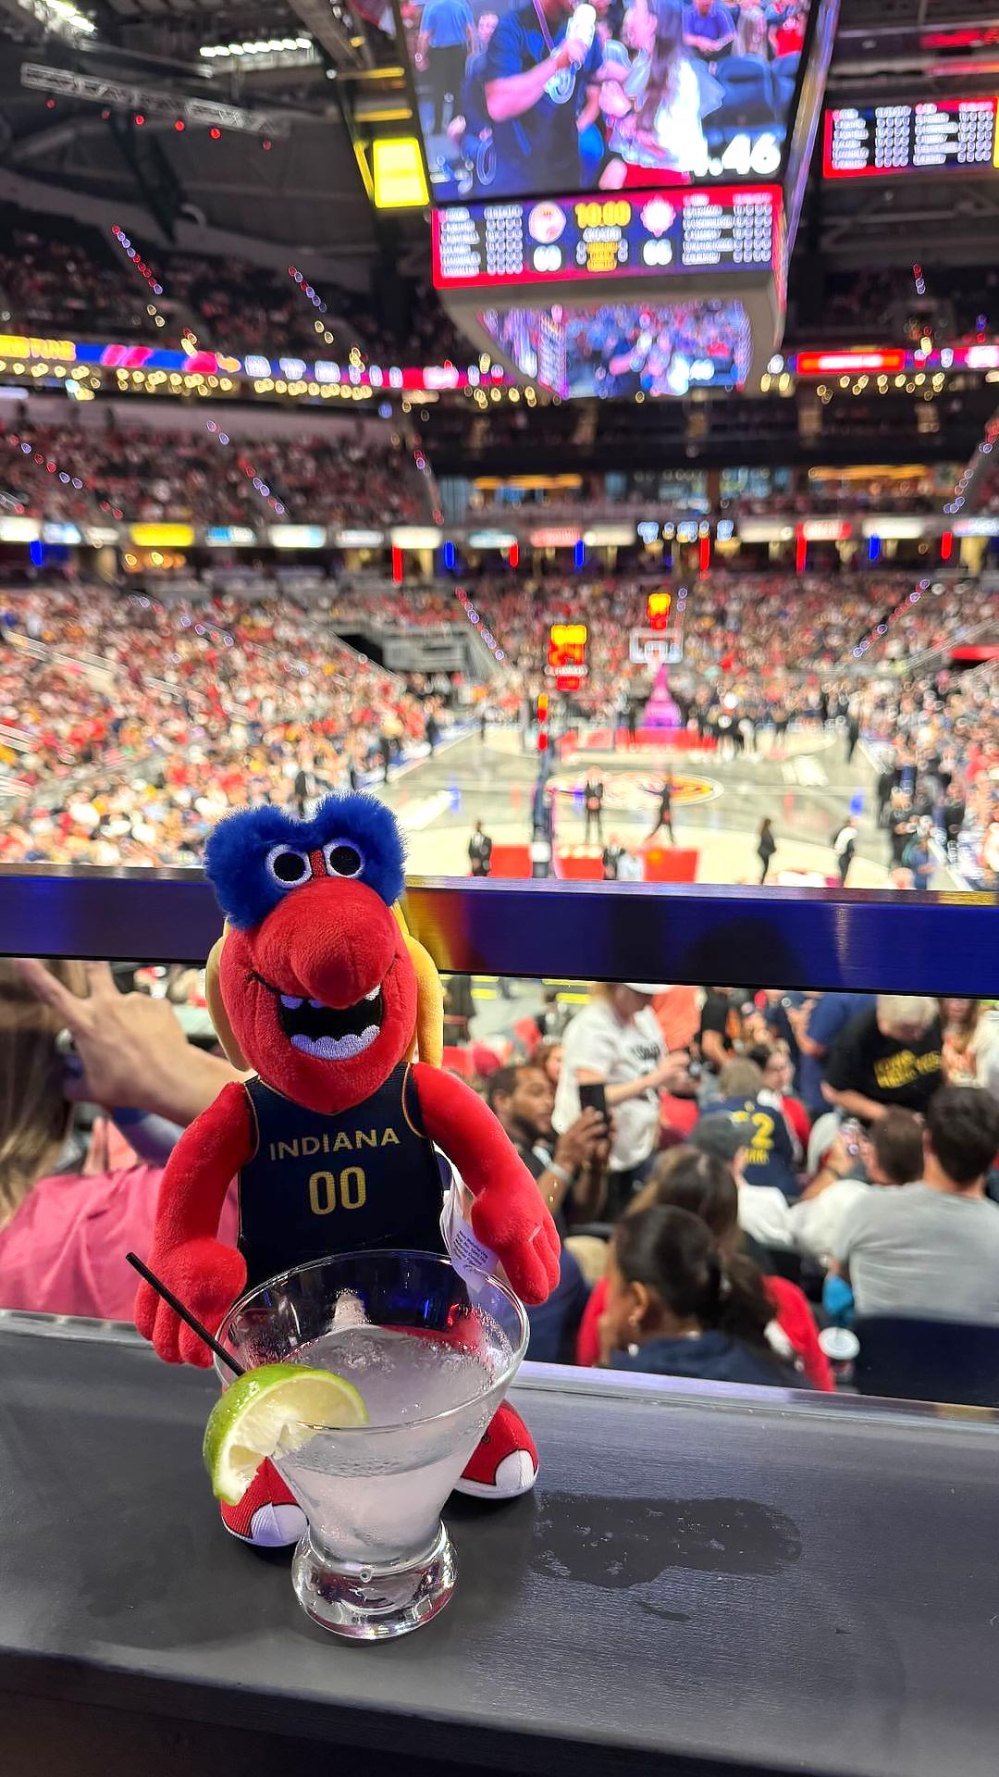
xmin=239 ymin=1065 xmax=448 ymax=1287
xmin=483 ymin=7 xmax=600 ymax=195
xmin=712 ymin=1094 xmax=799 ymax=1198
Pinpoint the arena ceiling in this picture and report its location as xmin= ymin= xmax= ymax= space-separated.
xmin=0 ymin=0 xmax=997 ymax=272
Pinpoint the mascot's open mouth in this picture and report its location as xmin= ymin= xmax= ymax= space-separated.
xmin=273 ymin=983 xmax=383 ymax=1061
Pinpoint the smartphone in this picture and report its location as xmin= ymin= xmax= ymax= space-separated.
xmin=841 ymin=1118 xmax=863 ymax=1157
xmin=579 ymin=1081 xmax=608 ymax=1121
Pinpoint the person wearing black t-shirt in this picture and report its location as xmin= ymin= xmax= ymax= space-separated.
xmin=486 ymin=1061 xmax=607 ymax=1234
xmin=468 ymin=819 xmax=493 ymax=876
xmin=823 ymin=995 xmax=944 ymax=1123
xmin=486 ymin=1062 xmax=607 ymax=1362
xmin=602 ymin=834 xmax=625 ymax=880
xmin=292 ymin=762 xmax=314 ymax=818
xmin=698 ymin=988 xmax=745 ymax=1075
xmin=648 ymin=775 xmax=676 ymax=844
xmin=583 ymin=775 xmax=604 ymax=844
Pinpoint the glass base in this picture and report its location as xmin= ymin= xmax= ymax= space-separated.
xmin=291 ymin=1521 xmax=457 ymax=1640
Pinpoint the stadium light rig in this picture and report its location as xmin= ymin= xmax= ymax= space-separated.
xmin=16 ymin=0 xmax=94 ymax=39
xmin=20 ymin=63 xmax=292 ymax=137
xmin=198 ymin=37 xmax=317 ymax=71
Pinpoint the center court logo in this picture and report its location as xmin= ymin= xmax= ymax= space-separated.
xmin=549 ymin=771 xmax=721 ymax=809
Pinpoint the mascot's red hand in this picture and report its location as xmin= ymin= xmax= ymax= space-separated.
xmin=413 ymin=1063 xmax=561 ymax=1305
xmin=135 ymin=1082 xmax=252 ymax=1366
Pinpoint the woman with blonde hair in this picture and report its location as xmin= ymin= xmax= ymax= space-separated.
xmin=0 ymin=960 xmax=239 ymax=1318
xmin=939 ymin=998 xmax=984 ymax=1088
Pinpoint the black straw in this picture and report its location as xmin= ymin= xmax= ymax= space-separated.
xmin=126 ymin=1251 xmax=245 ymax=1377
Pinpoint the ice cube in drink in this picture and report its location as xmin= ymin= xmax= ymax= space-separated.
xmin=279 ymin=1322 xmax=508 ymax=1565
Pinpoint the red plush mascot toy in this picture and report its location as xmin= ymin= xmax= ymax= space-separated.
xmin=135 ymin=793 xmax=560 ymax=1546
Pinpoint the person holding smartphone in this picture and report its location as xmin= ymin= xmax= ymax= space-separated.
xmin=553 ymin=982 xmax=692 ymax=1217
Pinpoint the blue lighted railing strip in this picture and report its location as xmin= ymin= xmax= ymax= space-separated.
xmin=0 ymin=868 xmax=994 ymax=995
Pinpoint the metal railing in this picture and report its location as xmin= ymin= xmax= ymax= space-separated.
xmin=0 ymin=867 xmax=994 ymax=996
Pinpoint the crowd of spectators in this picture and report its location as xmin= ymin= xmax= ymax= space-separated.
xmin=4 ymin=210 xmax=996 ymax=385
xmin=0 ymin=584 xmax=457 ymax=864
xmin=0 ymin=210 xmax=468 ymax=367
xmin=460 ymin=981 xmax=999 ymax=1390
xmin=301 ymin=569 xmax=999 ymax=885
xmin=1 ymin=418 xmax=429 ymax=529
xmin=2 ymin=959 xmax=998 ymax=1415
xmin=0 ymin=214 xmax=154 ymax=341
xmin=0 ymin=568 xmax=994 ymax=880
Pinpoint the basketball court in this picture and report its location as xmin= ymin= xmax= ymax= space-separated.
xmin=380 ymin=721 xmax=899 ymax=889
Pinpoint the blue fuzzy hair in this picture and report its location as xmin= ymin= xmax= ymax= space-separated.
xmin=204 ymin=794 xmax=406 ymax=929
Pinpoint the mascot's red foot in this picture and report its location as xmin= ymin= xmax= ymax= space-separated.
xmin=220 ymin=1459 xmax=306 ymax=1548
xmin=455 ymin=1402 xmax=538 ymax=1500
xmin=221 ymin=1405 xmax=537 ymax=1547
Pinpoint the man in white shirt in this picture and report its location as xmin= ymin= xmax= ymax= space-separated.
xmin=553 ymin=983 xmax=690 ymax=1218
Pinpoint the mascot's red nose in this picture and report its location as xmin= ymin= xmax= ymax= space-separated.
xmin=250 ymin=876 xmax=401 ymax=1006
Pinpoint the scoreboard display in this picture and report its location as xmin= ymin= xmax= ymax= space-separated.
xmin=412 ymin=2 xmax=839 ymax=399
xmin=433 ymin=187 xmax=780 ymax=292
xmin=647 ymin=590 xmax=672 ymax=630
xmin=823 ymin=97 xmax=999 ymax=179
xmin=547 ymin=621 xmax=588 ymax=692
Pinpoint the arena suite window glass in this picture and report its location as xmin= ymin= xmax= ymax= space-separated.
xmin=396 ymin=0 xmax=820 ymax=204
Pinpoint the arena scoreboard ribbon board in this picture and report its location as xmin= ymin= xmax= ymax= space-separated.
xmin=823 ymin=96 xmax=999 ymax=179
xmin=547 ymin=621 xmax=588 ymax=692
xmin=433 ymin=187 xmax=780 ymax=290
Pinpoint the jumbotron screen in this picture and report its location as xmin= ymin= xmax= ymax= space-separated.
xmin=477 ymin=296 xmax=752 ymax=395
xmin=400 ymin=0 xmax=817 ymax=203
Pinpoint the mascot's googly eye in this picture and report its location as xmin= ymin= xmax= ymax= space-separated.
xmin=323 ymin=840 xmax=364 ymax=878
xmin=265 ymin=844 xmax=313 ymax=887
xmin=204 ymin=794 xmax=405 ymax=928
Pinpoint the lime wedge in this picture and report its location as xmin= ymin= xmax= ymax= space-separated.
xmin=203 ymin=1363 xmax=368 ymax=1505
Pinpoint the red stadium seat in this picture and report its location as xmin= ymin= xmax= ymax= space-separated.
xmin=556 ymin=849 xmax=605 ymax=880
xmin=642 ymin=847 xmax=699 ymax=883
xmin=513 ymin=1017 xmax=542 ymax=1057
xmin=487 ymin=844 xmax=533 ymax=879
xmin=442 ymin=1045 xmax=473 ymax=1077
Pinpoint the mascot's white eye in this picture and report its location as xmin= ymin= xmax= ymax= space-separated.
xmin=323 ymin=840 xmax=364 ymax=878
xmin=265 ymin=844 xmax=313 ymax=886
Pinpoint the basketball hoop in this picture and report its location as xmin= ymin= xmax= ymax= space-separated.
xmin=629 ymin=627 xmax=675 ymax=667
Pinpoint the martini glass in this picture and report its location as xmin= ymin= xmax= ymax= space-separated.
xmin=215 ymin=1250 xmax=528 ymax=1640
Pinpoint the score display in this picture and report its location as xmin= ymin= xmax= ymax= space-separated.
xmin=547 ymin=621 xmax=588 ymax=693
xmin=433 ymin=187 xmax=780 ymax=292
xmin=823 ymin=97 xmax=998 ymax=179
